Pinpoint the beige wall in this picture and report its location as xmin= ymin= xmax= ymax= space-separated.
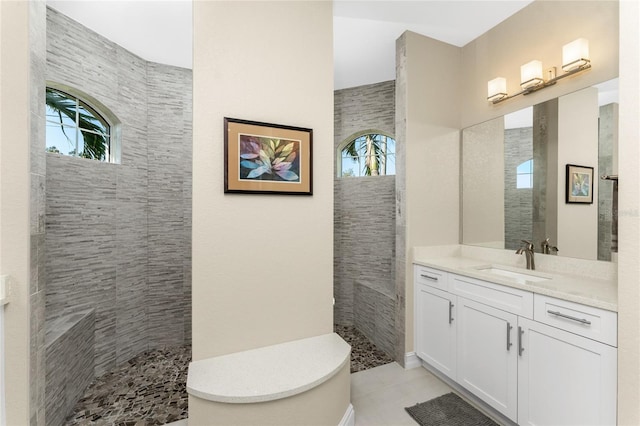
xmin=617 ymin=1 xmax=640 ymax=423
xmin=192 ymin=2 xmax=344 ymax=420
xmin=193 ymin=0 xmax=334 ymax=360
xmin=0 ymin=1 xmax=31 ymax=424
xmin=557 ymin=87 xmax=599 ymax=260
xmin=399 ymin=32 xmax=462 ymax=353
xmin=460 ymin=1 xmax=619 ymax=129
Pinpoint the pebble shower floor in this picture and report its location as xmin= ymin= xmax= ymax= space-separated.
xmin=65 ymin=326 xmax=393 ymax=425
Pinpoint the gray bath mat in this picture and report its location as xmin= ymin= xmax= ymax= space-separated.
xmin=405 ymin=392 xmax=499 ymax=426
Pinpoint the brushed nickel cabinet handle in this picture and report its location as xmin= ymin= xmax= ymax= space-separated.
xmin=449 ymin=301 xmax=454 ymax=324
xmin=420 ymin=274 xmax=438 ymax=281
xmin=506 ymin=322 xmax=513 ymax=351
xmin=518 ymin=326 xmax=525 ymax=356
xmin=547 ymin=310 xmax=592 ymax=325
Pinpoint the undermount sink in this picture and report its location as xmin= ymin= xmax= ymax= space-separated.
xmin=475 ymin=266 xmax=551 ymax=283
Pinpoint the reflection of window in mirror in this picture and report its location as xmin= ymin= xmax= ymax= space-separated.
xmin=516 ymin=159 xmax=533 ymax=189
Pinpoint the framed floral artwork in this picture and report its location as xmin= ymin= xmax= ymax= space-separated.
xmin=224 ymin=118 xmax=313 ymax=195
xmin=566 ymin=164 xmax=594 ymax=204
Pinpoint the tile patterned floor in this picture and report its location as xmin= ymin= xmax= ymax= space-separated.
xmin=64 ymin=326 xmax=391 ymax=425
xmin=334 ymin=324 xmax=395 ymax=373
xmin=65 ymin=345 xmax=191 ymax=425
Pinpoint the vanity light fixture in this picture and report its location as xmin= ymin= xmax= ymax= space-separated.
xmin=487 ymin=38 xmax=592 ymax=105
xmin=520 ymin=60 xmax=544 ymax=90
xmin=487 ymin=77 xmax=508 ymax=102
xmin=562 ymin=37 xmax=590 ymax=72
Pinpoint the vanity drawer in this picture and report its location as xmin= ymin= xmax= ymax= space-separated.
xmin=534 ymin=294 xmax=617 ymax=347
xmin=415 ymin=265 xmax=449 ymax=291
xmin=450 ymin=274 xmax=533 ymax=318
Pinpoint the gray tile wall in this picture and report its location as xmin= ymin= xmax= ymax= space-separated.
xmin=395 ymin=34 xmax=408 ymax=364
xmin=146 ymin=63 xmax=193 ymax=347
xmin=44 ymin=309 xmax=95 ymax=426
xmin=334 ymin=81 xmax=396 ymax=357
xmin=45 ymin=156 xmax=119 ymax=375
xmin=29 ymin=1 xmax=47 ymax=424
xmin=598 ymin=103 xmax=617 ymax=261
xmin=44 ymin=7 xmax=192 ymax=420
xmin=532 ymin=99 xmax=559 ymax=249
xmin=504 ymin=128 xmax=533 ymax=250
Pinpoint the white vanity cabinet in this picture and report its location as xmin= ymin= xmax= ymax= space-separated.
xmin=413 ymin=264 xmax=618 ymax=426
xmin=517 ymin=298 xmax=617 ymax=426
xmin=414 ymin=266 xmax=457 ymax=379
xmin=456 ymin=297 xmax=518 ymax=420
xmin=451 ymin=273 xmax=532 ymax=421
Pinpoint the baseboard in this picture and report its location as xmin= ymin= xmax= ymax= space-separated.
xmin=404 ymin=352 xmax=421 ymax=369
xmin=338 ymin=403 xmax=355 ymax=426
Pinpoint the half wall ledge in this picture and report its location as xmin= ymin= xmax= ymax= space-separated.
xmin=187 ymin=332 xmax=351 ymax=403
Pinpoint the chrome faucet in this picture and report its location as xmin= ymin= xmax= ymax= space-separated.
xmin=541 ymin=238 xmax=559 ymax=255
xmin=516 ymin=240 xmax=535 ymax=270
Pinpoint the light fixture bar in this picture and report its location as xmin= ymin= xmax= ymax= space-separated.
xmin=488 ymin=38 xmax=591 ymax=105
xmin=489 ymin=62 xmax=591 ymax=104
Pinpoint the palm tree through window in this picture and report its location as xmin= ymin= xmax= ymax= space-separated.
xmin=339 ymin=133 xmax=396 ymax=177
xmin=46 ymin=87 xmax=112 ymax=161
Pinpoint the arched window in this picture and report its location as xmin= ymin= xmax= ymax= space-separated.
xmin=517 ymin=159 xmax=534 ymax=189
xmin=338 ymin=132 xmax=396 ymax=177
xmin=45 ymin=86 xmax=119 ymax=163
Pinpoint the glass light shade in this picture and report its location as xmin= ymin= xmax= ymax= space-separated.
xmin=487 ymin=77 xmax=507 ymax=102
xmin=520 ymin=60 xmax=543 ymax=89
xmin=562 ymin=38 xmax=590 ymax=71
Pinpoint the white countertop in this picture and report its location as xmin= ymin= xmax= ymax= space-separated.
xmin=414 ymin=253 xmax=617 ymax=312
xmin=186 ymin=332 xmax=350 ymax=403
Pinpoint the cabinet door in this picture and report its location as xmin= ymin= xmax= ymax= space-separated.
xmin=457 ymin=297 xmax=518 ymax=421
xmin=415 ymin=284 xmax=457 ymax=379
xmin=518 ymin=317 xmax=617 ymax=426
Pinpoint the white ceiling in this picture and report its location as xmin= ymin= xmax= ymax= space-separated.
xmin=46 ymin=0 xmax=533 ymax=90
xmin=47 ymin=0 xmax=194 ymax=69
xmin=333 ymin=1 xmax=532 ymax=89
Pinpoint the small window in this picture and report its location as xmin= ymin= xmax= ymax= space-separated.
xmin=46 ymin=87 xmax=115 ymax=162
xmin=339 ymin=133 xmax=396 ymax=177
xmin=516 ymin=159 xmax=533 ymax=189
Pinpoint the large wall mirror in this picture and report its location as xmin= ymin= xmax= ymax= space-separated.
xmin=462 ymin=78 xmax=619 ymax=261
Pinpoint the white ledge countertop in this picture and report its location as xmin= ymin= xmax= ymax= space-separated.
xmin=414 ymin=254 xmax=617 ymax=312
xmin=186 ymin=333 xmax=350 ymax=404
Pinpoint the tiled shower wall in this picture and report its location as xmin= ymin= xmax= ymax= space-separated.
xmin=30 ymin=1 xmax=47 ymax=424
xmin=598 ymin=103 xmax=618 ymax=261
xmin=334 ymin=81 xmax=396 ymax=357
xmin=532 ymin=99 xmax=559 ymax=250
xmin=44 ymin=6 xmax=192 ymax=382
xmin=504 ymin=127 xmax=533 ymax=250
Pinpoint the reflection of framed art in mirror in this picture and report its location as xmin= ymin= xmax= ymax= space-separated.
xmin=566 ymin=164 xmax=594 ymax=204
